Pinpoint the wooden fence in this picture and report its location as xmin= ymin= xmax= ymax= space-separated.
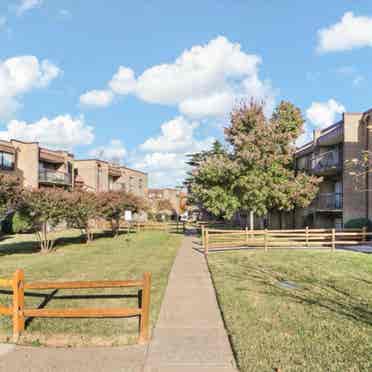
xmin=0 ymin=270 xmax=151 ymax=343
xmin=202 ymin=226 xmax=370 ymax=255
xmin=135 ymin=222 xmax=185 ymax=233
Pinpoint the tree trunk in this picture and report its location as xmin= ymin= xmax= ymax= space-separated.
xmin=250 ymin=211 xmax=254 ymax=230
xmin=85 ymin=226 xmax=93 ymax=243
xmin=40 ymin=222 xmax=50 ymax=253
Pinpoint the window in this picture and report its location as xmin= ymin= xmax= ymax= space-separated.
xmin=0 ymin=152 xmax=15 ymax=170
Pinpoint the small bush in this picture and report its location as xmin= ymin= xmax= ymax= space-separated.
xmin=344 ymin=218 xmax=372 ymax=231
xmin=12 ymin=211 xmax=32 ymax=233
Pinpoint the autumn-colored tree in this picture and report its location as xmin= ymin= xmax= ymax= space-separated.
xmin=98 ymin=191 xmax=140 ymax=237
xmin=0 ymin=175 xmax=22 ymax=217
xmin=20 ymin=188 xmax=68 ymax=253
xmin=64 ymin=191 xmax=99 ymax=243
xmin=228 ymin=101 xmax=321 ymax=222
xmin=187 ymin=100 xmax=321 ymax=224
xmin=155 ymin=199 xmax=174 ymax=214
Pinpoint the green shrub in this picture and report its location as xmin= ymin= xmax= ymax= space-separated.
xmin=12 ymin=211 xmax=32 ymax=233
xmin=344 ymin=218 xmax=372 ymax=231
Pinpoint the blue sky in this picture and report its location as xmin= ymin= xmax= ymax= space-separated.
xmin=0 ymin=1 xmax=372 ymax=187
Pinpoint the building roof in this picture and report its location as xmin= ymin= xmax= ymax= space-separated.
xmin=75 ymin=159 xmax=147 ymax=175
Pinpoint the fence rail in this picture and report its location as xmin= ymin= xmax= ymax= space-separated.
xmin=202 ymin=227 xmax=370 ymax=255
xmin=0 ymin=269 xmax=151 ymax=343
xmin=135 ymin=222 xmax=185 ymax=233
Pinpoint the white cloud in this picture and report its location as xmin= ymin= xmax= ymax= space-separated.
xmin=135 ymin=36 xmax=260 ymax=104
xmin=140 ymin=116 xmax=212 ymax=153
xmin=89 ymin=139 xmax=127 ymax=163
xmin=109 ymin=66 xmax=136 ymax=95
xmin=131 ymin=152 xmax=189 ymax=187
xmin=179 ymin=91 xmax=235 ymax=118
xmin=306 ymin=99 xmax=345 ymax=128
xmin=132 ymin=116 xmax=214 ymax=187
xmin=16 ymin=0 xmax=43 ymax=16
xmin=296 ymin=123 xmax=313 ymax=148
xmin=79 ymin=89 xmax=113 ymax=107
xmin=0 ymin=56 xmax=61 ymax=118
xmin=79 ymin=36 xmax=276 ymax=119
xmin=0 ymin=115 xmax=94 ymax=149
xmin=317 ymin=12 xmax=372 ymax=53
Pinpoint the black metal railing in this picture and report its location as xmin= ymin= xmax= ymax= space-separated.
xmin=313 ymin=192 xmax=343 ymax=210
xmin=310 ymin=150 xmax=342 ymax=173
xmin=39 ymin=170 xmax=72 ymax=185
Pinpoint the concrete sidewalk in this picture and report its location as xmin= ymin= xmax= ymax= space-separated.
xmin=0 ymin=234 xmax=237 ymax=371
xmin=143 ymin=234 xmax=237 ymax=371
xmin=0 ymin=344 xmax=147 ymax=372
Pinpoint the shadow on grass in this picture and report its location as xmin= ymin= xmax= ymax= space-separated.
xmin=226 ymin=261 xmax=372 ymax=327
xmin=0 ymin=230 xmax=127 ymax=257
xmin=0 ymin=289 xmax=139 ymax=329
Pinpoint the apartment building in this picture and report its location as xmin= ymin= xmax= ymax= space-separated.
xmin=74 ymin=160 xmax=148 ymax=198
xmin=148 ymin=188 xmax=182 ymax=215
xmin=0 ymin=139 xmax=74 ymax=189
xmin=293 ymin=109 xmax=372 ymax=229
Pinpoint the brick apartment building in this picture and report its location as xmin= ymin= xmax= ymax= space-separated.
xmin=0 ymin=139 xmax=148 ymax=199
xmin=0 ymin=139 xmax=74 ymax=189
xmin=74 ymin=160 xmax=148 ymax=197
xmin=148 ymin=188 xmax=183 ymax=215
xmin=290 ymin=108 xmax=372 ymax=229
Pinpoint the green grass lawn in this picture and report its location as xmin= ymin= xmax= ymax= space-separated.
xmin=0 ymin=230 xmax=182 ymax=346
xmin=208 ymin=249 xmax=372 ymax=372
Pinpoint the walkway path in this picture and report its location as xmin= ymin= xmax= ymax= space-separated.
xmin=143 ymin=234 xmax=237 ymax=371
xmin=0 ymin=234 xmax=237 ymax=371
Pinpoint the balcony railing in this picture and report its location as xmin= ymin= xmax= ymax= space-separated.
xmin=39 ymin=170 xmax=72 ymax=186
xmin=310 ymin=192 xmax=343 ymax=211
xmin=310 ymin=149 xmax=342 ymax=174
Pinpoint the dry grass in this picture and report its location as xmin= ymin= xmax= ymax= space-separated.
xmin=208 ymin=249 xmax=372 ymax=372
xmin=0 ymin=230 xmax=181 ymax=346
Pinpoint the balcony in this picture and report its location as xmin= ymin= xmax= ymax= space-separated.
xmin=39 ymin=170 xmax=72 ymax=186
xmin=310 ymin=149 xmax=342 ymax=175
xmin=308 ymin=192 xmax=343 ymax=212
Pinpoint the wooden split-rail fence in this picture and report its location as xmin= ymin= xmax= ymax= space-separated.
xmin=201 ymin=226 xmax=371 ymax=255
xmin=0 ymin=270 xmax=151 ymax=343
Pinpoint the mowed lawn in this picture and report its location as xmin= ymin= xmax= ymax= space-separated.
xmin=208 ymin=249 xmax=372 ymax=372
xmin=0 ymin=230 xmax=182 ymax=346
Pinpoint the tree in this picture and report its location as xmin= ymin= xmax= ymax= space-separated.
xmin=150 ymin=198 xmax=175 ymax=221
xmin=187 ymin=153 xmax=240 ymax=219
xmin=186 ymin=100 xmax=321 ymax=225
xmin=185 ymin=141 xmax=238 ymax=219
xmin=98 ymin=191 xmax=140 ymax=237
xmin=20 ymin=188 xmax=68 ymax=253
xmin=64 ymin=191 xmax=99 ymax=243
xmin=0 ymin=175 xmax=22 ymax=218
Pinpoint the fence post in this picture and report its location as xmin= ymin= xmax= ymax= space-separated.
xmin=362 ymin=226 xmax=367 ymax=244
xmin=306 ymin=226 xmax=309 ymax=248
xmin=205 ymin=228 xmax=209 ymax=256
xmin=331 ymin=228 xmax=336 ymax=252
xmin=12 ymin=269 xmax=25 ymax=342
xmin=264 ymin=229 xmax=268 ymax=252
xmin=139 ymin=272 xmax=151 ymax=344
xmin=245 ymin=226 xmax=249 ymax=247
